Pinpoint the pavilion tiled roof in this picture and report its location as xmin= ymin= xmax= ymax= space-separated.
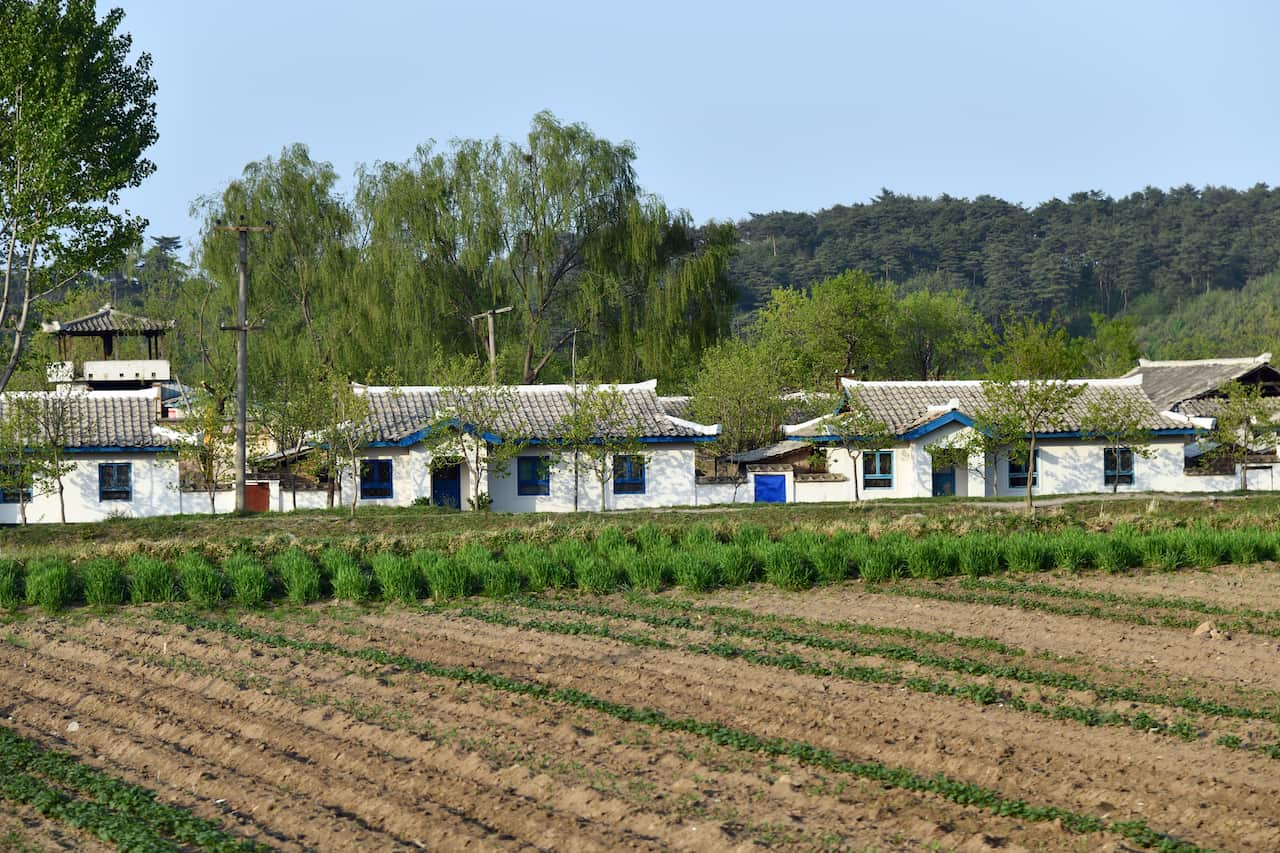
xmin=41 ymin=304 xmax=174 ymax=336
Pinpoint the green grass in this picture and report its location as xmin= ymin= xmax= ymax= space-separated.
xmin=325 ymin=549 xmax=370 ymax=602
xmin=176 ymin=552 xmax=223 ymax=608
xmin=127 ymin=555 xmax=177 ymax=604
xmin=0 ymin=559 xmax=22 ymax=610
xmin=81 ymin=558 xmax=127 ymax=607
xmin=372 ymin=552 xmax=422 ymax=603
xmin=24 ymin=558 xmax=77 ymax=613
xmin=274 ymin=548 xmax=322 ymax=604
xmin=224 ymin=553 xmax=269 ymax=607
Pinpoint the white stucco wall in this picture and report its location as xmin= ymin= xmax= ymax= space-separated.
xmin=488 ymin=446 xmax=699 ymax=513
xmin=694 ymin=480 xmax=753 ymax=505
xmin=793 ymin=478 xmax=849 ymax=503
xmin=822 ymin=446 xmax=917 ymax=501
xmin=0 ymin=452 xmax=180 ymax=524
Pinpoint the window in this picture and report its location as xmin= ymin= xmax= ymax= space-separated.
xmin=1104 ymin=446 xmax=1134 ymax=486
xmin=517 ymin=456 xmax=551 ymax=496
xmin=99 ymin=462 xmax=132 ymax=502
xmin=1008 ymin=449 xmax=1039 ymax=488
xmin=359 ymin=459 xmax=394 ymax=499
xmin=613 ymin=455 xmax=646 ymax=494
xmin=863 ymin=450 xmax=893 ymax=489
xmin=0 ymin=464 xmax=31 ymax=504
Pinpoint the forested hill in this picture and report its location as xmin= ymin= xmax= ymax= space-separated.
xmin=729 ymin=185 xmax=1280 ymax=328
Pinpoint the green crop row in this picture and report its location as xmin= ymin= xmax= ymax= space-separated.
xmin=0 ymin=726 xmax=263 ymax=852
xmin=516 ymin=595 xmax=1274 ymax=724
xmin=3 ymin=521 xmax=1276 ymax=615
xmin=148 ymin=607 xmax=1209 ymax=853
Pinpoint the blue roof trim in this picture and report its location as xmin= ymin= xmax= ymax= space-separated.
xmin=67 ymin=445 xmax=173 ymax=454
xmin=367 ymin=420 xmax=504 ymax=448
xmin=523 ymin=434 xmax=714 ymax=446
xmin=899 ymin=410 xmax=975 ymax=440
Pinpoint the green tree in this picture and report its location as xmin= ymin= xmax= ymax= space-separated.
xmin=0 ymin=394 xmax=38 ymax=524
xmin=0 ymin=0 xmax=158 ymax=392
xmin=1205 ymin=381 xmax=1271 ymax=491
xmin=1081 ymin=313 xmax=1141 ymax=377
xmin=421 ymin=358 xmax=531 ymax=511
xmin=554 ymin=384 xmax=647 ymax=512
xmin=19 ymin=387 xmax=86 ymax=523
xmin=688 ymin=340 xmax=789 ymax=462
xmin=980 ymin=317 xmax=1086 ymax=514
xmin=169 ymin=390 xmax=236 ymax=515
xmin=357 ymin=111 xmax=733 ymax=384
xmin=314 ymin=372 xmax=370 ymax=515
xmin=810 ymin=393 xmax=895 ymax=502
xmin=1079 ymin=388 xmax=1157 ymax=493
xmin=892 ymin=287 xmax=990 ymax=379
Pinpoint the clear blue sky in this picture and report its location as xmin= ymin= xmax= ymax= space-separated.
xmin=106 ymin=0 xmax=1279 ymax=248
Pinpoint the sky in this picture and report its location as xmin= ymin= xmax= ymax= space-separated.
xmin=105 ymin=0 xmax=1280 ymax=249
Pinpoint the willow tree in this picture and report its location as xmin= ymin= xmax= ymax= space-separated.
xmin=358 ymin=111 xmax=734 ymax=384
xmin=195 ymin=144 xmax=354 ymax=373
xmin=0 ymin=0 xmax=158 ymax=392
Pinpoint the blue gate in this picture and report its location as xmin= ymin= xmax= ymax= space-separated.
xmin=432 ymin=464 xmax=462 ymax=509
xmin=754 ymin=474 xmax=787 ymax=503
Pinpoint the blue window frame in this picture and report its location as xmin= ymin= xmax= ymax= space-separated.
xmin=0 ymin=464 xmax=31 ymax=504
xmin=863 ymin=450 xmax=893 ymax=489
xmin=98 ymin=462 xmax=132 ymax=502
xmin=1008 ymin=449 xmax=1039 ymax=488
xmin=359 ymin=458 xmax=394 ymax=499
xmin=1104 ymin=446 xmax=1134 ymax=486
xmin=517 ymin=456 xmax=551 ymax=496
xmin=613 ymin=455 xmax=646 ymax=494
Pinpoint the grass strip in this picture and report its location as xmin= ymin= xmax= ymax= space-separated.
xmin=454 ymin=604 xmax=1280 ymax=756
xmin=0 ymin=726 xmax=263 ymax=852
xmin=150 ymin=607 xmax=1211 ymax=853
xmin=560 ymin=595 xmax=1273 ymax=723
xmin=959 ymin=577 xmax=1280 ymax=635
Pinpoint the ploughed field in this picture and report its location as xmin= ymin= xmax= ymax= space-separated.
xmin=4 ymin=563 xmax=1280 ymax=851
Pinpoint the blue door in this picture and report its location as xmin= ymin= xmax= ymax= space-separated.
xmin=432 ymin=464 xmax=462 ymax=509
xmin=754 ymin=474 xmax=787 ymax=503
xmin=932 ymin=468 xmax=956 ymax=497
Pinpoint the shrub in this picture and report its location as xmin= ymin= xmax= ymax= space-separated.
xmin=858 ymin=537 xmax=905 ymax=583
xmin=175 ymin=553 xmax=223 ymax=608
xmin=504 ymin=543 xmax=568 ymax=592
xmin=373 ymin=552 xmax=422 ymax=603
xmin=763 ymin=541 xmax=813 ymax=591
xmin=330 ymin=554 xmax=371 ymax=602
xmin=128 ymin=555 xmax=177 ymax=603
xmin=672 ymin=547 xmax=718 ymax=592
xmin=907 ymin=536 xmax=959 ymax=580
xmin=959 ymin=534 xmax=1003 ymax=577
xmin=0 ymin=559 xmax=21 ymax=609
xmin=81 ymin=558 xmax=126 ymax=607
xmin=716 ymin=544 xmax=756 ymax=587
xmin=633 ymin=524 xmax=672 ymax=552
xmin=1051 ymin=530 xmax=1095 ymax=573
xmin=1003 ymin=535 xmax=1050 ymax=574
xmin=25 ymin=558 xmax=77 ymax=613
xmin=574 ymin=555 xmax=623 ymax=594
xmin=224 ymin=554 xmax=269 ymax=607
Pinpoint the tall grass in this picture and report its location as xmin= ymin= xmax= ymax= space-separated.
xmin=858 ymin=536 xmax=906 ymax=583
xmin=763 ymin=539 xmax=814 ymax=591
xmin=906 ymin=536 xmax=958 ymax=580
xmin=672 ymin=546 xmax=719 ymax=592
xmin=574 ymin=555 xmax=623 ymax=594
xmin=274 ymin=548 xmax=322 ymax=604
xmin=24 ymin=558 xmax=77 ymax=613
xmin=0 ymin=559 xmax=22 ymax=609
xmin=224 ymin=553 xmax=269 ymax=607
xmin=959 ymin=534 xmax=1003 ymax=577
xmin=633 ymin=524 xmax=672 ymax=552
xmin=716 ymin=544 xmax=756 ymax=587
xmin=1095 ymin=528 xmax=1142 ymax=574
xmin=326 ymin=550 xmax=370 ymax=602
xmin=1050 ymin=530 xmax=1095 ymax=573
xmin=128 ymin=555 xmax=177 ymax=603
xmin=81 ymin=558 xmax=126 ymax=607
xmin=373 ymin=552 xmax=422 ymax=603
xmin=458 ymin=543 xmax=521 ymax=598
xmin=622 ymin=548 xmax=667 ymax=592
xmin=504 ymin=543 xmax=569 ymax=592
xmin=175 ymin=552 xmax=223 ymax=607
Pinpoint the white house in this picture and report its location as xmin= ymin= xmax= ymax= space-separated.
xmin=0 ymin=387 xmax=182 ymax=524
xmin=337 ymin=380 xmax=720 ymax=513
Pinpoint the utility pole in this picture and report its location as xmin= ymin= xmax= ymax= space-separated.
xmin=470 ymin=305 xmax=513 ymax=384
xmin=215 ymin=215 xmax=272 ymax=513
xmin=570 ymin=328 xmax=581 ymax=512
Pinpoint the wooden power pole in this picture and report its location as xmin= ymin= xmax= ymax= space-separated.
xmin=215 ymin=216 xmax=272 ymax=513
xmin=470 ymin=305 xmax=513 ymax=384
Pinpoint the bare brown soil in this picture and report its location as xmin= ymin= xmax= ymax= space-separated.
xmin=4 ymin=568 xmax=1280 ymax=850
xmin=1040 ymin=562 xmax=1280 ymax=612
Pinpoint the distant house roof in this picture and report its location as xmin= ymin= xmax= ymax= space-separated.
xmin=357 ymin=380 xmax=719 ymax=445
xmin=0 ymin=391 xmax=169 ymax=449
xmin=727 ymin=440 xmax=811 ymax=463
xmin=784 ymin=376 xmax=1190 ymax=439
xmin=41 ymin=304 xmax=175 ymax=336
xmin=1121 ymin=353 xmax=1278 ymax=411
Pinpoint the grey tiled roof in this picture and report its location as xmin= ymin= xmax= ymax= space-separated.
xmin=658 ymin=396 xmax=692 ymax=418
xmin=1121 ymin=355 xmax=1277 ymax=411
xmin=727 ymin=440 xmax=811 ymax=463
xmin=787 ymin=379 xmax=1188 ymax=437
xmin=42 ymin=304 xmax=174 ymax=335
xmin=362 ymin=384 xmax=714 ymax=443
xmin=0 ymin=394 xmax=166 ymax=448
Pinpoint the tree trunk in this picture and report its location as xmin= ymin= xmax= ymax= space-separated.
xmin=850 ymin=449 xmax=861 ymax=503
xmin=208 ymin=487 xmax=216 ymax=515
xmin=56 ymin=475 xmax=66 ymax=524
xmin=1024 ymin=437 xmax=1037 ymax=515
